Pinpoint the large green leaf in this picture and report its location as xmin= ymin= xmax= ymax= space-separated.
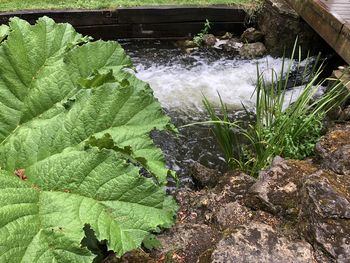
xmin=0 ymin=17 xmax=177 ymax=262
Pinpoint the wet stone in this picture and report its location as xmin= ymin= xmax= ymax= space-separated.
xmin=239 ymin=42 xmax=267 ymax=58
xmin=175 ymin=39 xmax=197 ymax=48
xmin=220 ymin=32 xmax=233 ymax=40
xmin=203 ymin=34 xmax=217 ymax=47
xmin=211 ymin=222 xmax=315 ymax=263
xmin=222 ymin=38 xmax=243 ymax=53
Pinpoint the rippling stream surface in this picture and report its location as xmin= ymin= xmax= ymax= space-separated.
xmin=122 ymin=40 xmax=310 ymax=188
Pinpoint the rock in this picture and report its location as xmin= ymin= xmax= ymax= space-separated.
xmin=257 ymin=0 xmax=329 ymax=57
xmin=202 ymin=34 xmax=217 ymax=46
xmin=299 ymin=170 xmax=350 ymax=262
xmin=246 ymin=157 xmax=317 ymax=218
xmin=189 ymin=162 xmax=221 ymax=188
xmin=211 ymin=222 xmax=315 ymax=263
xmin=175 ymin=172 xmax=255 ymax=226
xmin=157 ymin=223 xmax=220 ymax=263
xmin=339 ymin=105 xmax=350 ymax=121
xmin=213 ymin=39 xmax=228 ymax=49
xmin=185 ymin=47 xmax=198 ymax=54
xmin=220 ymin=32 xmax=233 ymax=40
xmin=121 ymin=250 xmax=155 ymax=263
xmin=176 ymin=187 xmax=232 ymax=225
xmin=239 ymin=42 xmax=267 ymax=58
xmin=222 ymin=38 xmax=243 ymax=53
xmin=316 ymin=123 xmax=350 ymax=176
xmin=215 ymin=201 xmax=253 ymax=229
xmin=175 ymin=39 xmax=197 ymax=48
xmin=216 ymin=172 xmax=256 ymax=201
xmin=240 ymin=27 xmax=264 ymax=43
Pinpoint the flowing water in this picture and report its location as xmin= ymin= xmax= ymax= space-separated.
xmin=122 ymin=40 xmax=311 ymax=189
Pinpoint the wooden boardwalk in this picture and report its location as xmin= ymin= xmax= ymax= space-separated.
xmin=286 ymin=0 xmax=350 ymax=64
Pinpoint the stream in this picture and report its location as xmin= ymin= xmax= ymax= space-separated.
xmin=122 ymin=40 xmax=312 ymax=189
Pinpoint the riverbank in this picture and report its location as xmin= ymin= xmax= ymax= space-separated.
xmin=0 ymin=0 xmax=262 ymax=12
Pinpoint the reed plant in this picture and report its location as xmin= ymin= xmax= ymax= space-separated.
xmin=203 ymin=42 xmax=349 ymax=176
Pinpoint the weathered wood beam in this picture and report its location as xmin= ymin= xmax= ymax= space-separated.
xmin=286 ymin=0 xmax=350 ymax=64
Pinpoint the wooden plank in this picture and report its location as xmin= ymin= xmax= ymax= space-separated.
xmin=287 ymin=0 xmax=344 ymax=32
xmin=286 ymin=0 xmax=350 ymax=64
xmin=0 ymin=7 xmax=247 ymax=26
xmin=117 ymin=6 xmax=247 ymax=24
xmin=337 ymin=24 xmax=350 ymax=65
xmin=0 ymin=9 xmax=117 ymax=26
xmin=0 ymin=7 xmax=246 ymax=40
xmin=76 ymin=22 xmax=245 ymax=40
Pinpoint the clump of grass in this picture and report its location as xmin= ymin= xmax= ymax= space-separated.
xmin=0 ymin=0 xmax=263 ymax=12
xmin=202 ymin=41 xmax=349 ymax=176
xmin=193 ymin=19 xmax=211 ymax=46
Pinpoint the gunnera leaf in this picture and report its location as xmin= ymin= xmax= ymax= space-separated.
xmin=0 ymin=17 xmax=177 ymax=262
xmin=0 ymin=24 xmax=9 ymax=42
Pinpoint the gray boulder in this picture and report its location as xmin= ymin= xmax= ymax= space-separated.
xmin=240 ymin=27 xmax=264 ymax=43
xmin=299 ymin=171 xmax=350 ymax=262
xmin=216 ymin=172 xmax=256 ymax=201
xmin=257 ymin=0 xmax=328 ymax=58
xmin=215 ymin=201 xmax=253 ymax=229
xmin=246 ymin=157 xmax=317 ymax=218
xmin=158 ymin=223 xmax=220 ymax=263
xmin=316 ymin=123 xmax=350 ymax=176
xmin=211 ymin=222 xmax=315 ymax=263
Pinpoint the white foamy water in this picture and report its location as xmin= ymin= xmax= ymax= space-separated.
xmin=135 ymin=55 xmax=302 ymax=112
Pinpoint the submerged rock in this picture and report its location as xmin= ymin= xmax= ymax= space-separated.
xmin=299 ymin=171 xmax=350 ymax=262
xmin=239 ymin=42 xmax=267 ymax=58
xmin=240 ymin=27 xmax=264 ymax=43
xmin=175 ymin=39 xmax=197 ymax=48
xmin=211 ymin=222 xmax=315 ymax=263
xmin=246 ymin=157 xmax=317 ymax=218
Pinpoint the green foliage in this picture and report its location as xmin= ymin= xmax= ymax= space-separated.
xmin=193 ymin=19 xmax=211 ymax=46
xmin=0 ymin=17 xmax=177 ymax=262
xmin=204 ymin=43 xmax=349 ymax=176
xmin=0 ymin=24 xmax=8 ymax=42
xmin=142 ymin=233 xmax=162 ymax=250
xmin=0 ymin=0 xmax=263 ymax=11
xmin=269 ymin=113 xmax=324 ymax=159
